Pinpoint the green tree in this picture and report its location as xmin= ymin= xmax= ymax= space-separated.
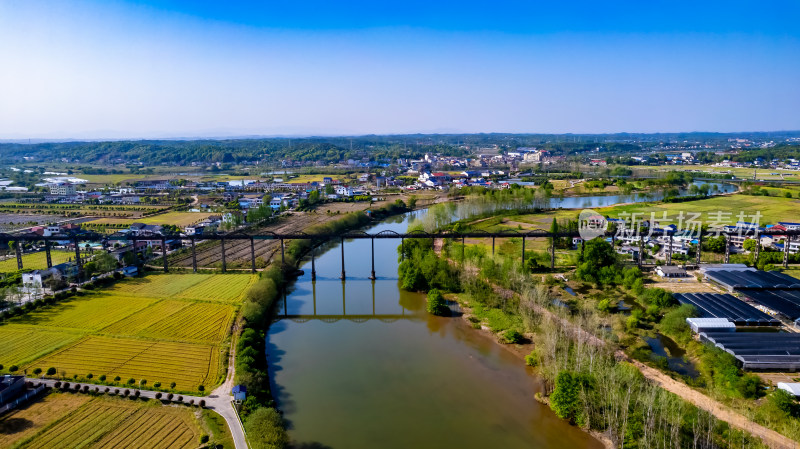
xmin=426 ymin=288 xmax=449 ymax=316
xmin=550 ymin=371 xmax=580 ymax=421
xmin=575 ymin=239 xmax=619 ymax=286
xmin=244 ymin=407 xmax=289 ymax=449
xmin=743 ymin=238 xmax=757 ymax=252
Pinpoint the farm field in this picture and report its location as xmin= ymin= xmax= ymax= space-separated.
xmin=0 ymin=250 xmax=76 ymax=272
xmin=1 ymin=273 xmax=254 ymax=393
xmin=106 ymin=273 xmax=210 ymax=297
xmin=0 ymin=392 xmax=91 ymax=448
xmin=30 ymin=335 xmax=220 ymax=389
xmin=85 ymin=211 xmax=215 ymax=227
xmin=79 ymin=173 xmax=149 ymax=184
xmin=103 ymin=300 xmax=235 ymax=343
xmin=493 ymin=194 xmax=800 ymax=229
xmin=2 ymin=394 xmax=204 ymax=449
xmin=0 ymin=325 xmax=83 ymax=366
xmin=599 ymin=194 xmax=800 ymax=225
xmin=637 ymin=164 xmax=800 ymax=181
xmin=11 ymin=294 xmax=158 ymax=331
xmin=176 ymin=273 xmax=257 ymax=302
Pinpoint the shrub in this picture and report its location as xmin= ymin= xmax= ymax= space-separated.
xmin=114 ymin=389 xmax=120 ymax=394
xmin=74 ymin=384 xmax=81 ymax=391
xmin=54 ymin=381 xmax=62 ymax=388
xmin=123 ymin=389 xmax=130 ymax=397
xmin=104 ymin=387 xmax=110 ymax=393
xmin=82 ymin=385 xmax=90 ymax=393
xmin=524 ymin=351 xmax=538 ymax=367
xmin=244 ymin=407 xmax=288 ymax=449
xmin=9 ymin=365 xmax=18 ymax=372
xmin=63 ymin=382 xmax=70 ymax=389
xmin=33 ymin=368 xmax=42 ymax=375
xmin=426 ymin=288 xmax=449 ymax=316
xmin=86 ymin=373 xmax=93 ymax=379
xmin=170 ymin=382 xmax=176 ymax=389
xmin=200 ymin=435 xmax=210 ymax=444
xmin=177 ymin=395 xmax=183 ymax=402
xmin=114 ymin=376 xmax=121 ymax=382
xmin=550 ymin=371 xmax=580 ymax=422
xmin=199 ymin=400 xmax=206 ymax=408
xmin=134 ymin=390 xmax=141 ymax=398
xmin=155 ymin=392 xmax=162 ymax=399
xmin=596 ymin=299 xmax=612 ymax=313
xmin=167 ymin=393 xmax=174 ymax=400
xmin=503 ymin=329 xmax=524 ymax=344
xmin=198 ymin=385 xmax=205 ymax=392
xmin=189 ymin=399 xmax=195 ymax=405
xmin=153 ymin=382 xmax=161 ymax=388
xmin=127 ymin=378 xmax=135 ymax=385
xmin=139 ymin=379 xmax=147 ymax=387
xmin=99 ymin=375 xmax=106 ymax=381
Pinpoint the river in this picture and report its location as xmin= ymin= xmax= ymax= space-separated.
xmin=267 ymin=211 xmax=604 ymax=449
xmin=266 ymin=183 xmax=735 ymax=448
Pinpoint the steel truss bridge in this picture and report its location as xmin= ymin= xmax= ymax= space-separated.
xmin=2 ymin=228 xmax=799 ymax=280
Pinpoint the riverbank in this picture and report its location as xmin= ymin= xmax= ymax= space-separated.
xmin=451 ymin=296 xmax=616 ymax=449
xmin=433 ymin=237 xmax=797 ymax=448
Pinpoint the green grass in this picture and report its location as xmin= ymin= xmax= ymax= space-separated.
xmin=637 ymin=164 xmax=800 ymax=181
xmin=0 ymin=250 xmax=77 ymax=273
xmin=599 ymin=194 xmax=800 ymax=225
xmin=456 ymin=293 xmax=523 ymax=333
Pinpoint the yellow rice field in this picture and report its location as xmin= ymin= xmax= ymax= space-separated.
xmin=30 ymin=336 xmax=220 ymax=389
xmin=11 ymin=294 xmax=157 ymax=331
xmin=2 ymin=273 xmax=254 ymax=393
xmin=8 ymin=395 xmax=201 ymax=449
xmin=0 ymin=325 xmax=83 ymax=367
xmin=0 ymin=392 xmax=91 ymax=448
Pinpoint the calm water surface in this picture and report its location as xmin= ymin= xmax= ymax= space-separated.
xmin=267 ymin=212 xmax=603 ymax=449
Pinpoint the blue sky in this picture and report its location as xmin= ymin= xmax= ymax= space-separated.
xmin=1 ymin=0 xmax=799 ymax=138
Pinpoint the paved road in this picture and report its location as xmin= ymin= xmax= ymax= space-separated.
xmin=27 ymin=378 xmax=248 ymax=449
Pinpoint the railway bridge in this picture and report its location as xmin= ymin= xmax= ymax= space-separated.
xmin=2 ymin=228 xmax=799 ymax=280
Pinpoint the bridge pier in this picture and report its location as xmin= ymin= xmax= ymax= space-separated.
xmin=724 ymin=235 xmax=730 ymax=264
xmin=340 ymin=237 xmax=346 ymax=281
xmin=280 ymin=238 xmax=285 ymax=271
xmin=369 ymin=237 xmax=376 ymax=280
xmin=311 ymin=245 xmax=316 ymax=281
xmin=15 ymin=240 xmax=23 ymax=270
xmin=221 ymin=238 xmax=227 ymax=272
xmin=754 ymin=238 xmax=760 ymax=265
xmin=250 ymin=237 xmax=256 ymax=273
xmin=666 ymin=235 xmax=673 ymax=266
xmin=696 ymin=234 xmax=702 ymax=265
xmin=45 ymin=240 xmax=52 ymax=269
xmin=638 ymin=237 xmax=643 ymax=267
xmin=73 ymin=237 xmax=82 ymax=276
xmin=161 ymin=237 xmax=168 ymax=272
xmin=784 ymin=236 xmax=791 ymax=268
xmin=190 ymin=237 xmax=197 ymax=272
